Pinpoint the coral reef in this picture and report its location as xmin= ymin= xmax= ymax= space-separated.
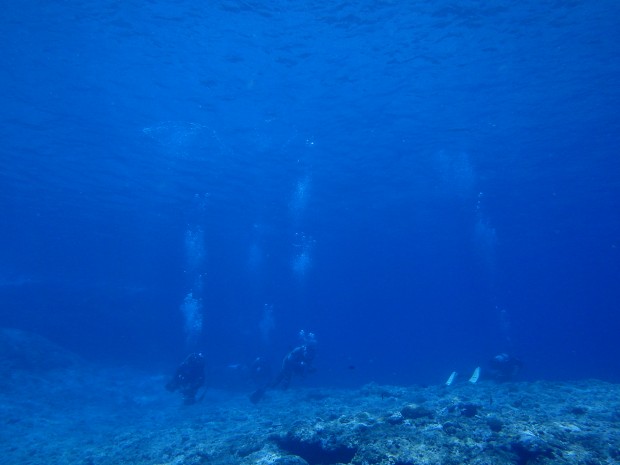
xmin=1 ymin=331 xmax=619 ymax=465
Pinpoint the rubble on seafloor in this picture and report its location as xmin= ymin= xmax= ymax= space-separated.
xmin=1 ymin=329 xmax=619 ymax=465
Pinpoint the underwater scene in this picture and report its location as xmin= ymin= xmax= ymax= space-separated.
xmin=1 ymin=1 xmax=619 ymax=464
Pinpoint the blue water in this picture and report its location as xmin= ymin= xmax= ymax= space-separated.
xmin=1 ymin=0 xmax=619 ymax=386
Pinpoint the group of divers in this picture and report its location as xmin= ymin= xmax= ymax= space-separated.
xmin=166 ymin=330 xmax=523 ymax=405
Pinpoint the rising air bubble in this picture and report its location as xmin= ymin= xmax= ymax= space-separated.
xmin=292 ymin=232 xmax=315 ymax=279
xmin=184 ymin=227 xmax=205 ymax=273
xmin=290 ymin=175 xmax=311 ymax=219
xmin=181 ymin=292 xmax=203 ymax=349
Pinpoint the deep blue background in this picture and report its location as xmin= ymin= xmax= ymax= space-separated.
xmin=1 ymin=1 xmax=619 ymax=386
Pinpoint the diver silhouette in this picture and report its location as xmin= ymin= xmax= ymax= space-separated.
xmin=166 ymin=352 xmax=206 ymax=405
xmin=250 ymin=330 xmax=317 ymax=404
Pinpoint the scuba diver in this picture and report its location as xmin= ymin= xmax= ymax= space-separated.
xmin=250 ymin=330 xmax=317 ymax=404
xmin=271 ymin=330 xmax=317 ymax=389
xmin=166 ymin=352 xmax=206 ymax=405
xmin=487 ymin=353 xmax=523 ymax=382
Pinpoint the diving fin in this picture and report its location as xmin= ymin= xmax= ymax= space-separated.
xmin=249 ymin=387 xmax=267 ymax=404
xmin=469 ymin=367 xmax=481 ymax=384
xmin=445 ymin=371 xmax=457 ymax=386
